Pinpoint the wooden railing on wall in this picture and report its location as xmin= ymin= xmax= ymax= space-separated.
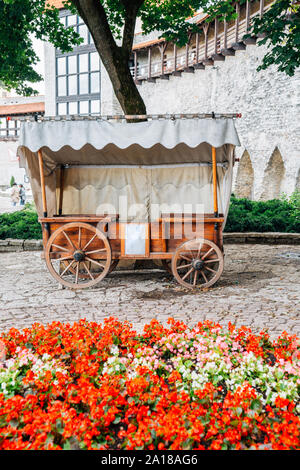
xmin=130 ymin=0 xmax=270 ymax=83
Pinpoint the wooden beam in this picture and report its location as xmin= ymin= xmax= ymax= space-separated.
xmin=231 ymin=2 xmax=246 ymax=50
xmin=133 ymin=51 xmax=142 ymax=85
xmin=235 ymin=2 xmax=240 ymax=43
xmin=147 ymin=48 xmax=156 ymax=82
xmin=159 ymin=43 xmax=169 ymax=79
xmin=221 ymin=20 xmax=235 ymax=56
xmin=58 ymin=165 xmax=64 ymax=216
xmin=202 ymin=24 xmax=213 ymax=65
xmin=260 ymin=0 xmax=264 ymax=18
xmin=244 ymin=0 xmax=257 ymax=44
xmin=172 ymin=43 xmax=182 ymax=76
xmin=212 ymin=146 xmax=218 ymax=217
xmin=184 ymin=34 xmax=194 ymax=72
xmin=38 ymin=150 xmax=47 ymax=217
xmin=212 ymin=18 xmax=225 ymax=61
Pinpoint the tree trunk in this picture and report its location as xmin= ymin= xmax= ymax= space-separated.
xmin=95 ymin=44 xmax=146 ymax=116
xmin=71 ymin=0 xmax=146 ymax=116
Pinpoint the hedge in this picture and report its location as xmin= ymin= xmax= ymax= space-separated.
xmin=0 ymin=203 xmax=42 ymax=240
xmin=0 ymin=193 xmax=299 ymax=239
xmin=224 ymin=193 xmax=300 ymax=233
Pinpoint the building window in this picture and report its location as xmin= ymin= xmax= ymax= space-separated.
xmin=56 ymin=10 xmax=101 ymax=116
xmin=0 ymin=117 xmax=19 ymax=137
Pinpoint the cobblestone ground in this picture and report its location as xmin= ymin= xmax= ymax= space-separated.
xmin=0 ymin=244 xmax=299 ymax=338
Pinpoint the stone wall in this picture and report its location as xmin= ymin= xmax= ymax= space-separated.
xmin=44 ymin=37 xmax=300 ymax=200
xmin=135 ymin=43 xmax=300 ymax=199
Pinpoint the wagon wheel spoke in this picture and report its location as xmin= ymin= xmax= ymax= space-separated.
xmin=85 ymin=256 xmax=106 ymax=270
xmin=83 ymin=261 xmax=95 ymax=280
xmin=200 ymin=270 xmax=208 ymax=283
xmin=181 ymin=267 xmax=194 ymax=281
xmin=78 ymin=227 xmax=81 ymax=249
xmin=82 ymin=234 xmax=97 ymax=252
xmin=85 ymin=248 xmax=107 ymax=255
xmin=62 ymin=230 xmax=77 ymax=250
xmin=193 ymin=270 xmax=198 ymax=286
xmin=179 ymin=254 xmax=193 ymax=262
xmin=176 ymin=263 xmax=192 ymax=270
xmin=51 ymin=243 xmax=70 ymax=253
xmin=61 ymin=260 xmax=76 ymax=276
xmin=172 ymin=239 xmax=224 ymax=290
xmin=75 ymin=263 xmax=79 ymax=284
xmin=202 ymin=247 xmax=214 ymax=261
xmin=59 ymin=255 xmax=73 ymax=262
xmin=204 ymin=266 xmax=217 ymax=274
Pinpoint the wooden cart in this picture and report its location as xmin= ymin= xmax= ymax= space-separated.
xmin=17 ymin=113 xmax=241 ymax=290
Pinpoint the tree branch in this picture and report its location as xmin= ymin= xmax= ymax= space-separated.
xmin=121 ymin=0 xmax=144 ymax=53
xmin=70 ymin=0 xmax=118 ymax=67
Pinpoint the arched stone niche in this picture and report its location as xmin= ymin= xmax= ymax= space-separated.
xmin=260 ymin=147 xmax=285 ymax=200
xmin=234 ymin=150 xmax=254 ymax=199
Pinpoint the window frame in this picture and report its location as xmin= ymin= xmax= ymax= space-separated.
xmin=55 ymin=9 xmax=101 ymax=116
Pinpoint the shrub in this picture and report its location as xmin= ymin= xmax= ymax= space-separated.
xmin=9 ymin=176 xmax=15 ymax=187
xmin=0 ymin=318 xmax=299 ymax=450
xmin=0 ymin=204 xmax=42 ymax=240
xmin=224 ymin=192 xmax=300 ymax=233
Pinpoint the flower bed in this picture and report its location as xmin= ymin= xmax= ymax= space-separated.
xmin=0 ymin=318 xmax=299 ymax=450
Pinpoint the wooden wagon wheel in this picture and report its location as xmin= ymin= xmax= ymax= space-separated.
xmin=61 ymin=258 xmax=119 ymax=277
xmin=45 ymin=222 xmax=111 ymax=289
xmin=171 ymin=238 xmax=224 ymax=289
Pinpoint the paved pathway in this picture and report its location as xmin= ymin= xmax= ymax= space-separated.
xmin=0 ymin=195 xmax=33 ymax=214
xmin=0 ymin=244 xmax=299 ymax=338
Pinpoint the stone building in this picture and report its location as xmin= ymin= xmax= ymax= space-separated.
xmin=43 ymin=0 xmax=300 ymax=200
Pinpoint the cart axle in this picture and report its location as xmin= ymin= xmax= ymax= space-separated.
xmin=192 ymin=259 xmax=205 ymax=271
xmin=73 ymin=250 xmax=85 ymax=262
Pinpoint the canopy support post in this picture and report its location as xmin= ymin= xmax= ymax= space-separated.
xmin=38 ymin=149 xmax=50 ymax=239
xmin=58 ymin=165 xmax=64 ymax=216
xmin=212 ymin=146 xmax=219 ymax=228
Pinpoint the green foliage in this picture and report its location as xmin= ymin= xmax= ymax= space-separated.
xmin=205 ymin=0 xmax=300 ymax=77
xmin=9 ymin=175 xmax=15 ymax=187
xmin=0 ymin=204 xmax=42 ymax=239
xmin=0 ymin=0 xmax=82 ymax=95
xmin=224 ymin=192 xmax=300 ymax=233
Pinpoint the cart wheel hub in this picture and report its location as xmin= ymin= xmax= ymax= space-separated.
xmin=192 ymin=259 xmax=204 ymax=271
xmin=73 ymin=250 xmax=85 ymax=262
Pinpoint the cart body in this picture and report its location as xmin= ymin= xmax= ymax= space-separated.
xmin=18 ymin=115 xmax=240 ymax=289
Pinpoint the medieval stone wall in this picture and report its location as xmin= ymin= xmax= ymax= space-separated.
xmin=134 ymin=43 xmax=300 ymax=200
xmin=44 ymin=37 xmax=300 ymax=200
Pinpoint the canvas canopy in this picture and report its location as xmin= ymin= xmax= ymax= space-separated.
xmin=17 ymin=118 xmax=240 ymax=222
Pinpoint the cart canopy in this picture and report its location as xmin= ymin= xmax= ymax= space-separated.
xmin=18 ymin=118 xmax=240 ymax=221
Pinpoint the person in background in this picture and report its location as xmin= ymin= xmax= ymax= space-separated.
xmin=10 ymin=183 xmax=20 ymax=206
xmin=19 ymin=184 xmax=26 ymax=206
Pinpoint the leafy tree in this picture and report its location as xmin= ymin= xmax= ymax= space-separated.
xmin=207 ymin=0 xmax=300 ymax=77
xmin=0 ymin=0 xmax=81 ymax=96
xmin=0 ymin=0 xmax=299 ymax=113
